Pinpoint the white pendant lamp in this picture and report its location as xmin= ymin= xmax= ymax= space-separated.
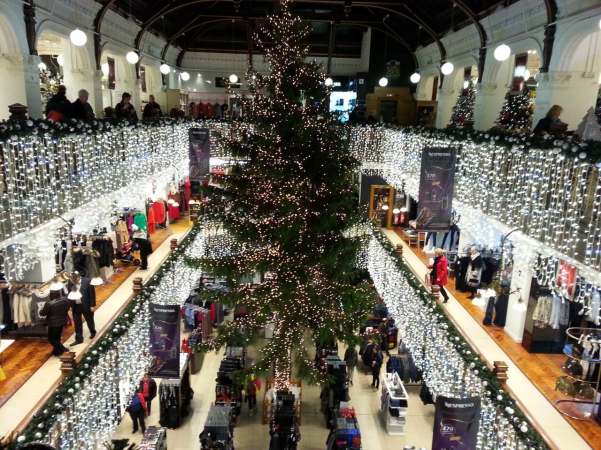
xmin=441 ymin=61 xmax=454 ymax=75
xmin=70 ymin=28 xmax=87 ymax=47
xmin=324 ymin=77 xmax=334 ymax=86
xmin=180 ymin=71 xmax=190 ymax=81
xmin=378 ymin=76 xmax=389 ymax=87
xmin=160 ymin=63 xmax=170 ymax=75
xmin=229 ymin=73 xmax=239 ymax=84
xmin=409 ymin=72 xmax=421 ymax=84
xmin=38 ymin=61 xmax=47 ymax=71
xmin=126 ymin=51 xmax=139 ymax=65
xmin=493 ymin=44 xmax=511 ymax=62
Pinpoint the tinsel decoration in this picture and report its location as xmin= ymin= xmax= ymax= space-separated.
xmin=184 ymin=0 xmax=375 ymax=389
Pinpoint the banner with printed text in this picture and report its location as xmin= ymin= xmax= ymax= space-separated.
xmin=416 ymin=147 xmax=456 ymax=231
xmin=149 ymin=303 xmax=180 ymax=379
xmin=432 ymin=396 xmax=481 ymax=450
xmin=189 ymin=127 xmax=211 ymax=195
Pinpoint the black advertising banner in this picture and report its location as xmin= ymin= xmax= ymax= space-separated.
xmin=149 ymin=303 xmax=180 ymax=379
xmin=432 ymin=396 xmax=481 ymax=450
xmin=416 ymin=147 xmax=456 ymax=231
xmin=189 ymin=127 xmax=211 ymax=194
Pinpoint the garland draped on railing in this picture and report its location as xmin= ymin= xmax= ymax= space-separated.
xmin=7 ymin=226 xmax=210 ymax=449
xmin=366 ymin=223 xmax=548 ymax=450
xmin=349 ymin=126 xmax=601 ymax=271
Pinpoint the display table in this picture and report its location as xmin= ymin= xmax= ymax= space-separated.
xmin=262 ymin=379 xmax=302 ymax=425
xmin=139 ymin=426 xmax=167 ymax=450
xmin=380 ymin=372 xmax=408 ymax=435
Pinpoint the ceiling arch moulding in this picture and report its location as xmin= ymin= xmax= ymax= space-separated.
xmin=94 ymin=0 xmax=118 ymax=70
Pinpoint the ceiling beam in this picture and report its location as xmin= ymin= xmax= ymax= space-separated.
xmin=540 ymin=0 xmax=557 ymax=73
xmin=453 ymin=0 xmax=487 ymax=82
xmin=93 ymin=0 xmax=118 ymax=70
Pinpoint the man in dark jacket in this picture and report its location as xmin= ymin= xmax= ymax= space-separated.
xmin=70 ymin=89 xmax=95 ymax=121
xmin=40 ymin=294 xmax=70 ymax=356
xmin=66 ymin=272 xmax=96 ymax=345
xmin=115 ymin=92 xmax=138 ymax=123
xmin=142 ymin=95 xmax=162 ymax=120
xmin=371 ymin=348 xmax=383 ymax=389
xmin=344 ymin=345 xmax=358 ymax=385
xmin=45 ymin=85 xmax=71 ymax=121
xmin=139 ymin=373 xmax=157 ymax=414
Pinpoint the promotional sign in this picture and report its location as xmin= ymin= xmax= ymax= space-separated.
xmin=189 ymin=127 xmax=211 ymax=194
xmin=149 ymin=303 xmax=181 ymax=379
xmin=432 ymin=396 xmax=481 ymax=450
xmin=416 ymin=147 xmax=457 ymax=231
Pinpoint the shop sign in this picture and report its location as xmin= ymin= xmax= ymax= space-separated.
xmin=148 ymin=303 xmax=181 ymax=378
xmin=432 ymin=396 xmax=481 ymax=450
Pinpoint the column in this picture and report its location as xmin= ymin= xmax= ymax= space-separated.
xmin=92 ymin=70 xmax=104 ymax=117
xmin=533 ymin=71 xmax=599 ymax=130
xmin=22 ymin=54 xmax=42 ymax=119
xmin=473 ymin=82 xmax=505 ymax=131
xmin=504 ymin=247 xmax=535 ymax=343
xmin=435 ymin=86 xmax=457 ymax=128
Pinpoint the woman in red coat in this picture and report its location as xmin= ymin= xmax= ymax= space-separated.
xmin=429 ymin=248 xmax=449 ymax=303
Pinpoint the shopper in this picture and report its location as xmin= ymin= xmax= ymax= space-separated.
xmin=371 ymin=347 xmax=383 ymax=389
xmin=534 ymin=105 xmax=567 ymax=135
xmin=344 ymin=345 xmax=358 ymax=386
xmin=132 ymin=224 xmax=152 ymax=270
xmin=40 ymin=294 xmax=70 ymax=356
xmin=45 ymin=85 xmax=71 ymax=122
xmin=66 ymin=272 xmax=96 ymax=345
xmin=115 ymin=92 xmax=138 ymax=123
xmin=246 ymin=376 xmax=258 ymax=413
xmin=142 ymin=95 xmax=162 ymax=120
xmin=128 ymin=388 xmax=148 ymax=434
xmin=69 ymin=89 xmax=95 ymax=121
xmin=429 ymin=248 xmax=450 ymax=303
xmin=139 ymin=373 xmax=157 ymax=415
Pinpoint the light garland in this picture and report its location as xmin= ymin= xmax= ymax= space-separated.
xmin=366 ymin=224 xmax=547 ymax=449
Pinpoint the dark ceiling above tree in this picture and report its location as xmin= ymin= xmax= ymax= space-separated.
xmin=100 ymin=0 xmax=518 ymax=59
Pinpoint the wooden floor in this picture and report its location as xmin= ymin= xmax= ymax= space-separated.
xmin=0 ymin=222 xmax=186 ymax=408
xmin=394 ymin=229 xmax=601 ymax=450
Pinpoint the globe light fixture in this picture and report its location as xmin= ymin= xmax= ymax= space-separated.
xmin=126 ymin=51 xmax=139 ymax=65
xmin=101 ymin=62 xmax=110 ymax=77
xmin=56 ymin=54 xmax=64 ymax=66
xmin=229 ymin=73 xmax=239 ymax=84
xmin=493 ymin=44 xmax=511 ymax=62
xmin=440 ymin=61 xmax=454 ymax=75
xmin=409 ymin=72 xmax=421 ymax=84
xmin=324 ymin=77 xmax=334 ymax=86
xmin=180 ymin=71 xmax=190 ymax=81
xmin=378 ymin=77 xmax=389 ymax=87
xmin=38 ymin=61 xmax=47 ymax=71
xmin=160 ymin=63 xmax=171 ymax=75
xmin=70 ymin=28 xmax=87 ymax=47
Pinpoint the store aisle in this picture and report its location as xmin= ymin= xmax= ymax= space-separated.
xmin=383 ymin=229 xmax=592 ymax=450
xmin=114 ymin=345 xmax=434 ymax=449
xmin=0 ymin=226 xmax=190 ymax=438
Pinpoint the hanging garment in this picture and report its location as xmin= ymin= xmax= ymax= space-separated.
xmin=147 ymin=207 xmax=156 ymax=234
xmin=85 ymin=250 xmax=102 ymax=278
xmin=455 ymin=257 xmax=470 ymax=292
xmin=532 ymin=296 xmax=553 ymax=328
xmin=115 ymin=219 xmax=130 ymax=249
xmin=183 ymin=178 xmax=191 ymax=211
xmin=151 ymin=202 xmax=166 ymax=226
xmin=441 ymin=225 xmax=461 ymax=252
xmin=481 ymin=257 xmax=499 ymax=285
xmin=465 ymin=254 xmax=484 ymax=288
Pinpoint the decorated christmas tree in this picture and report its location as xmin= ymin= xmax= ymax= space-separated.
xmin=448 ymin=81 xmax=475 ymax=129
xmin=188 ymin=0 xmax=374 ymax=388
xmin=495 ymin=88 xmax=533 ymax=133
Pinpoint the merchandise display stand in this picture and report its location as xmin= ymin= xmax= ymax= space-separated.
xmin=159 ymin=353 xmax=192 ymax=429
xmin=262 ymin=379 xmax=302 ymax=425
xmin=556 ymin=327 xmax=601 ymax=422
xmin=139 ymin=426 xmax=167 ymax=450
xmin=380 ymin=372 xmax=409 ymax=435
xmin=199 ymin=404 xmax=235 ymax=450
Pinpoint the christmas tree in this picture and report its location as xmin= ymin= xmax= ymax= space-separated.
xmin=448 ymin=81 xmax=475 ymax=129
xmin=495 ymin=88 xmax=533 ymax=133
xmin=189 ymin=0 xmax=374 ymax=388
